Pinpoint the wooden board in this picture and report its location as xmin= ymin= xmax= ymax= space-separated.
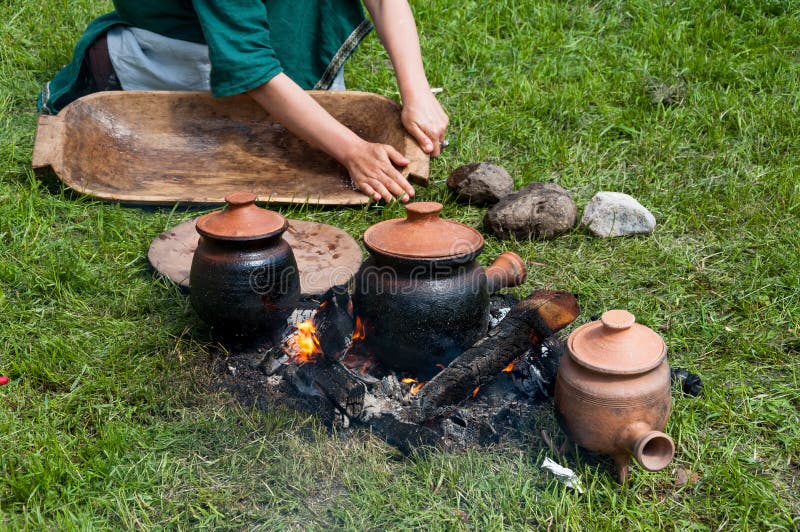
xmin=32 ymin=91 xmax=429 ymax=206
xmin=148 ymin=218 xmax=364 ymax=296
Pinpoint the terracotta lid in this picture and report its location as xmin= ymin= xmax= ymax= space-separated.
xmin=567 ymin=310 xmax=666 ymax=375
xmin=195 ymin=192 xmax=287 ymax=241
xmin=363 ymin=202 xmax=484 ymax=260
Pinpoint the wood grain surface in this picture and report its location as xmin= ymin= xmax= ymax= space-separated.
xmin=32 ymin=91 xmax=430 ymax=206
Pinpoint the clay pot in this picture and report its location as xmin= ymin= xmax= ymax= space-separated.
xmin=352 ymin=202 xmax=527 ymax=376
xmin=555 ymin=309 xmax=675 ymax=482
xmin=190 ymin=192 xmax=300 ymax=337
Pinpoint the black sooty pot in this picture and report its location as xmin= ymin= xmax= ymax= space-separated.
xmin=352 ymin=202 xmax=526 ymax=376
xmin=190 ymin=192 xmax=300 ymax=338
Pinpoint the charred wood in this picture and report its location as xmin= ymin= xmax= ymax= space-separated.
xmin=410 ymin=290 xmax=578 ymax=423
xmin=522 ymin=290 xmax=581 ymax=343
xmin=291 ymin=360 xmax=366 ymax=419
xmin=366 ymin=414 xmax=442 ymax=454
xmin=312 ymin=288 xmax=355 ymax=360
xmin=511 ymin=336 xmax=565 ymax=399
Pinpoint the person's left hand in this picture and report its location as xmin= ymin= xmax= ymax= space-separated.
xmin=401 ymin=92 xmax=449 ymax=158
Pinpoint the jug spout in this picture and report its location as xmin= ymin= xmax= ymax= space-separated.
xmin=615 ymin=422 xmax=675 ymax=482
xmin=633 ymin=430 xmax=675 ymax=472
xmin=485 ymin=252 xmax=527 ymax=293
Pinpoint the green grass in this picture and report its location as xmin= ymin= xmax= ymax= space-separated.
xmin=1 ymin=0 xmax=799 ymax=528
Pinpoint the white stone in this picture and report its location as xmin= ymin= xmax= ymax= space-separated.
xmin=581 ymin=191 xmax=656 ymax=237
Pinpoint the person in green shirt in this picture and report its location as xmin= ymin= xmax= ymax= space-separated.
xmin=40 ymin=0 xmax=448 ymax=203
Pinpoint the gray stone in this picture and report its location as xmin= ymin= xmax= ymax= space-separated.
xmin=581 ymin=191 xmax=656 ymax=237
xmin=483 ymin=183 xmax=577 ymax=240
xmin=446 ymin=162 xmax=515 ymax=205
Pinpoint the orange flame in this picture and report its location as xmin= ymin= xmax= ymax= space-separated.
xmin=284 ymin=319 xmax=322 ymax=363
xmin=502 ymin=361 xmax=515 ymax=373
xmin=402 ymin=378 xmax=425 ymax=395
xmin=472 ymin=386 xmax=480 ymax=397
xmin=352 ymin=317 xmax=366 ymax=342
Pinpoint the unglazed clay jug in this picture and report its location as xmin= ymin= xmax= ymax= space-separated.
xmin=190 ymin=192 xmax=300 ymax=337
xmin=555 ymin=309 xmax=675 ymax=482
xmin=352 ymin=202 xmax=526 ymax=376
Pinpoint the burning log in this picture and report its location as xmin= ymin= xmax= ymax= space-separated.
xmin=277 ymin=289 xmax=365 ymax=418
xmin=410 ymin=290 xmax=579 ymax=423
xmin=312 ymin=288 xmax=354 ymax=360
xmin=315 ymin=362 xmax=366 ymax=419
xmin=289 ymin=360 xmax=366 ymax=419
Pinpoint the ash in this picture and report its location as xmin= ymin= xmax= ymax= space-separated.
xmin=211 ymin=292 xmax=568 ymax=453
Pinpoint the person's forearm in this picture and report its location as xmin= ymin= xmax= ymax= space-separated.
xmin=364 ymin=0 xmax=449 ymax=157
xmin=247 ymin=73 xmax=414 ymax=202
xmin=246 ymin=73 xmax=364 ymax=163
xmin=363 ymin=0 xmax=431 ymax=103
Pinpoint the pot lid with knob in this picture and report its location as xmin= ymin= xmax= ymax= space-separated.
xmin=363 ymin=202 xmax=484 ymax=260
xmin=195 ymin=192 xmax=288 ymax=241
xmin=567 ymin=310 xmax=666 ymax=375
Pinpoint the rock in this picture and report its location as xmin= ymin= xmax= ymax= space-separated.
xmin=581 ymin=192 xmax=656 ymax=237
xmin=483 ymin=183 xmax=577 ymax=240
xmin=446 ymin=162 xmax=514 ymax=205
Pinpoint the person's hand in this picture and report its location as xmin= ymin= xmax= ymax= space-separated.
xmin=246 ymin=74 xmax=416 ymax=203
xmin=401 ymin=92 xmax=449 ymax=157
xmin=342 ymin=140 xmax=415 ymax=202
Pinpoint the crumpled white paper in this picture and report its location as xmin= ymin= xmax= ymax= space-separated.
xmin=541 ymin=457 xmax=584 ymax=493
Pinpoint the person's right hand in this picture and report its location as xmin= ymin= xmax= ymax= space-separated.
xmin=342 ymin=140 xmax=416 ymax=202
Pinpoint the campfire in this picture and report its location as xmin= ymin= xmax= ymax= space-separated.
xmin=215 ymin=289 xmax=579 ymax=452
xmin=284 ymin=320 xmax=322 ymax=364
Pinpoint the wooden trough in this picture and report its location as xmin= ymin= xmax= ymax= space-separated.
xmin=32 ymin=91 xmax=430 ymax=206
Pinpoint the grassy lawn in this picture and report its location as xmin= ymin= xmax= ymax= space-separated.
xmin=1 ymin=0 xmax=799 ymax=528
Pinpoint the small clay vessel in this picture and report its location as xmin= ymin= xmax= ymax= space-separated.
xmin=190 ymin=192 xmax=300 ymax=337
xmin=555 ymin=310 xmax=675 ymax=482
xmin=352 ymin=202 xmax=527 ymax=376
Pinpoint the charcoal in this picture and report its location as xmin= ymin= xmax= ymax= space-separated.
xmin=211 ymin=288 xmax=582 ymax=455
xmin=671 ymin=367 xmax=703 ymax=397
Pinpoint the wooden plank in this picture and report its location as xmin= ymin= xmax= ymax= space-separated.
xmin=32 ymin=90 xmax=430 ymax=206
